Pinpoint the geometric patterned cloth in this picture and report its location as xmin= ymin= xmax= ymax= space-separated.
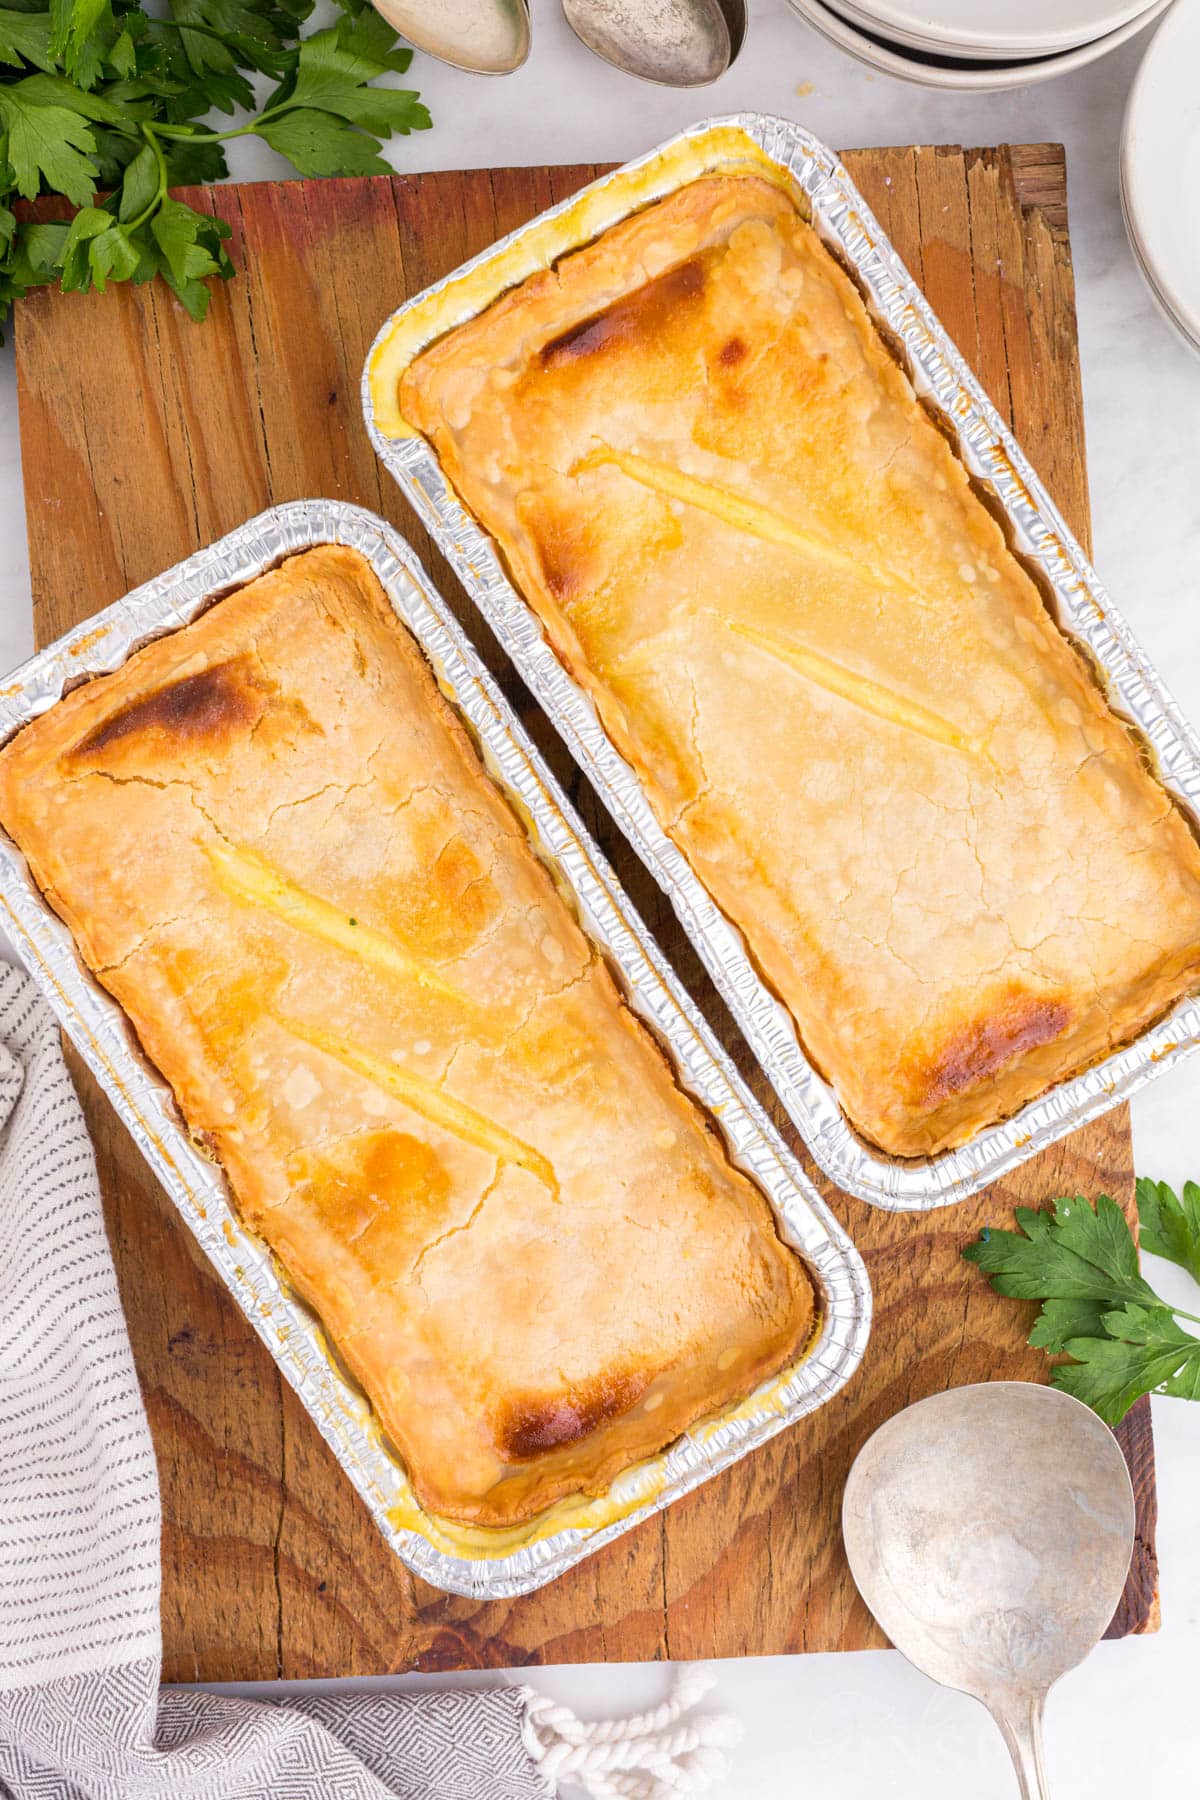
xmin=2 ymin=1670 xmax=546 ymax=1798
xmin=0 ymin=964 xmax=551 ymax=1800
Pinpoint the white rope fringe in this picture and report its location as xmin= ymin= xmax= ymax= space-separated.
xmin=521 ymin=1665 xmax=742 ymax=1799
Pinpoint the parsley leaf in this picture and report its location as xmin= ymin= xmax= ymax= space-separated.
xmin=13 ymin=69 xmax=133 ymax=119
xmin=253 ymin=12 xmax=428 ymax=172
xmin=256 ymin=103 xmax=388 ymax=176
xmin=176 ymin=0 xmax=304 ymax=67
xmin=114 ymin=133 xmax=154 ymax=216
xmin=965 ymin=1191 xmax=1200 ymax=1426
xmin=962 ymin=1193 xmax=1156 ymax=1308
xmin=49 ymin=0 xmax=123 ymax=89
xmin=0 ymin=0 xmax=431 ymax=330
xmin=284 ymin=10 xmax=417 ymax=107
xmin=0 ymin=8 xmax=55 ymax=73
xmin=0 ymin=81 xmax=98 ymax=202
xmin=149 ymin=193 xmax=230 ymax=316
xmin=1136 ymin=1177 xmax=1200 ymax=1283
xmin=86 ymin=214 xmax=138 ymax=284
xmin=7 ymin=214 xmax=67 ymax=286
xmin=1058 ymin=1306 xmax=1200 ymax=1423
xmin=1026 ymin=1295 xmax=1110 ymax=1353
xmin=57 ymin=197 xmax=108 ymax=285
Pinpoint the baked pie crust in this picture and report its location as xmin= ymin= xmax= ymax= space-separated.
xmin=0 ymin=544 xmax=813 ymax=1526
xmin=398 ymin=172 xmax=1200 ymax=1157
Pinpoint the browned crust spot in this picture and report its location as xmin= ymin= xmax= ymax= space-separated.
xmin=539 ymin=257 xmax=707 ymax=368
xmin=717 ymin=335 xmax=748 ymax=366
xmin=68 ymin=656 xmax=270 ymax=759
xmin=517 ymin=494 xmax=594 ymax=603
xmin=499 ymin=1371 xmax=652 ymax=1461
xmin=920 ymin=994 xmax=1072 ymax=1103
xmin=537 ymin=528 xmax=584 ymax=600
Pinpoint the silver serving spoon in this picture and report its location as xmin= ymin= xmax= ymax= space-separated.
xmin=842 ymin=1383 xmax=1135 ymax=1800
xmin=369 ymin=0 xmax=530 ymax=73
xmin=561 ymin=0 xmax=745 ymax=86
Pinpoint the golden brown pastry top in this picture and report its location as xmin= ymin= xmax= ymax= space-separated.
xmin=399 ymin=172 xmax=1200 ymax=1157
xmin=0 ymin=545 xmax=813 ymax=1526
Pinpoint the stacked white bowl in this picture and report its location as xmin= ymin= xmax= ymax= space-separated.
xmin=1121 ymin=0 xmax=1200 ymax=355
xmin=786 ymin=0 xmax=1176 ymax=87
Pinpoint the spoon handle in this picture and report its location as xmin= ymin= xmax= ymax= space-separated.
xmin=993 ymin=1695 xmax=1050 ymax=1800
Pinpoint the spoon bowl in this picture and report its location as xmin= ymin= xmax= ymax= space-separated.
xmin=842 ymin=1383 xmax=1135 ymax=1798
xmin=368 ymin=0 xmax=531 ymax=74
xmin=716 ymin=0 xmax=747 ymax=62
xmin=561 ymin=0 xmax=735 ymax=85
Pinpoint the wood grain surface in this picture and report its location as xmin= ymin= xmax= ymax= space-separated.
xmin=13 ymin=142 xmax=1158 ymax=1679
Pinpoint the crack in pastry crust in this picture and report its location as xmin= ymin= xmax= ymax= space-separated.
xmin=399 ymin=171 xmax=1200 ymax=1156
xmin=0 ymin=543 xmax=814 ymax=1525
xmin=273 ymin=1012 xmax=560 ymax=1196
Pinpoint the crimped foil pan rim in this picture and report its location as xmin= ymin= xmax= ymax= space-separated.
xmin=362 ymin=112 xmax=1200 ymax=1211
xmin=0 ymin=498 xmax=870 ymax=1598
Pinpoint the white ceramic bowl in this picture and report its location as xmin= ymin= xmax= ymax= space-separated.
xmin=1120 ymin=166 xmax=1200 ymax=356
xmin=1121 ymin=0 xmax=1200 ymax=354
xmin=828 ymin=0 xmax=1160 ymax=58
xmin=787 ymin=0 xmax=1174 ymax=89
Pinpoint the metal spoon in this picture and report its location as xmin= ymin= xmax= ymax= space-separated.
xmin=368 ymin=0 xmax=530 ymax=74
xmin=842 ymin=1383 xmax=1135 ymax=1800
xmin=561 ymin=0 xmax=744 ymax=86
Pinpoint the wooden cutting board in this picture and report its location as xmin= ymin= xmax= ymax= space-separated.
xmin=13 ymin=143 xmax=1158 ymax=1680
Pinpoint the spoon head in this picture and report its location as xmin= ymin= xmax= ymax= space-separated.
xmin=713 ymin=0 xmax=746 ymax=60
xmin=842 ymin=1383 xmax=1135 ymax=1705
xmin=369 ymin=0 xmax=530 ymax=73
xmin=562 ymin=0 xmax=731 ymax=85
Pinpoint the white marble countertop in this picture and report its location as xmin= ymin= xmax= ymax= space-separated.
xmin=2 ymin=3 xmax=1199 ymax=1792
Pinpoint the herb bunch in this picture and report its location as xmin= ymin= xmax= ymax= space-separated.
xmin=964 ymin=1180 xmax=1200 ymax=1425
xmin=0 ymin=0 xmax=430 ymax=327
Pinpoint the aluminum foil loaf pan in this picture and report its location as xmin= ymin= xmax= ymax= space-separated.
xmin=0 ymin=499 xmax=870 ymax=1598
xmin=363 ymin=113 xmax=1200 ymax=1211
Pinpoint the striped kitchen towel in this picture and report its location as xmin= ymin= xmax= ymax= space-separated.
xmin=0 ymin=964 xmax=737 ymax=1800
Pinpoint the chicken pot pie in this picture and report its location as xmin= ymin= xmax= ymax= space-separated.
xmin=396 ymin=172 xmax=1200 ymax=1158
xmin=0 ymin=544 xmax=814 ymax=1527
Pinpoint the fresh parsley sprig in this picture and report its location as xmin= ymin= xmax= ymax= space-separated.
xmin=964 ymin=1185 xmax=1200 ymax=1425
xmin=1137 ymin=1176 xmax=1200 ymax=1284
xmin=0 ymin=0 xmax=431 ymax=327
